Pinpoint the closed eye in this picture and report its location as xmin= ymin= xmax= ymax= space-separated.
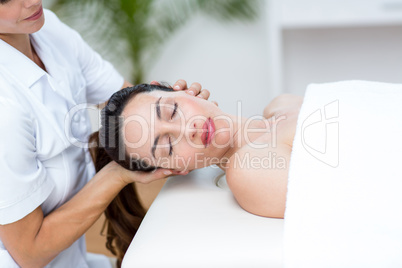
xmin=168 ymin=136 xmax=173 ymax=156
xmin=171 ymin=102 xmax=178 ymax=119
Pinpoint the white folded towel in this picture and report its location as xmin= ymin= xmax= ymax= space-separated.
xmin=284 ymin=81 xmax=402 ymax=268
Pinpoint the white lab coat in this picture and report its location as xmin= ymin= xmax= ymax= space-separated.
xmin=0 ymin=9 xmax=123 ymax=268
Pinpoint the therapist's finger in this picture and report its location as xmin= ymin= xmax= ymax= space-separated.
xmin=138 ymin=169 xmax=190 ymax=184
xmin=172 ymin=80 xmax=205 ymax=98
xmin=172 ymin=79 xmax=187 ymax=91
xmin=150 ymin=80 xmax=160 ymax=85
xmin=105 ymin=161 xmax=167 ymax=184
xmin=172 ymin=170 xmax=190 ymax=176
xmin=148 ymin=168 xmax=177 ymax=182
xmin=196 ymin=89 xmax=210 ymax=100
xmin=135 ymin=169 xmax=172 ymax=184
xmin=187 ymin=82 xmax=203 ymax=96
xmin=211 ymin=100 xmax=219 ymax=106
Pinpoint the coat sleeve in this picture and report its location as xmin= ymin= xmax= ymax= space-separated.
xmin=0 ymin=98 xmax=54 ymax=225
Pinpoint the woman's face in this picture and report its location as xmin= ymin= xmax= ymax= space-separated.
xmin=0 ymin=0 xmax=44 ymax=35
xmin=122 ymin=90 xmax=235 ymax=171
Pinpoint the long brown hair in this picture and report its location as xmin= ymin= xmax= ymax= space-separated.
xmin=89 ymin=132 xmax=145 ymax=267
xmin=89 ymin=84 xmax=173 ymax=267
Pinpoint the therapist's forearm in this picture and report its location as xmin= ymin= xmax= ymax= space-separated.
xmin=34 ymin=170 xmax=128 ymax=266
xmin=41 ymin=170 xmax=125 ymax=239
xmin=1 ymin=161 xmax=170 ymax=267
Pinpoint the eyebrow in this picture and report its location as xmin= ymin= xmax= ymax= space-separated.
xmin=151 ymin=97 xmax=163 ymax=158
xmin=156 ymin=97 xmax=162 ymax=120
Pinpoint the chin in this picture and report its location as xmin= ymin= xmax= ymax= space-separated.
xmin=27 ymin=17 xmax=45 ymax=33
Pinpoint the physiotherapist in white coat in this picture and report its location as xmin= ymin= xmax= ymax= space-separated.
xmin=0 ymin=1 xmax=210 ymax=267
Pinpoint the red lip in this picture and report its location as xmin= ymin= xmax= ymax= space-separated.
xmin=201 ymin=118 xmax=215 ymax=147
xmin=25 ymin=6 xmax=43 ymax=21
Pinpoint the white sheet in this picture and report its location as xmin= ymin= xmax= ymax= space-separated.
xmin=284 ymin=81 xmax=402 ymax=267
xmin=122 ymin=166 xmax=284 ymax=268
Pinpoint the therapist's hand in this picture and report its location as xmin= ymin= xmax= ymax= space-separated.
xmin=106 ymin=161 xmax=189 ymax=184
xmin=150 ymin=79 xmax=211 ymax=100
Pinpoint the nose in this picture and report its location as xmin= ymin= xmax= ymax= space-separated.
xmin=158 ymin=122 xmax=196 ymax=141
xmin=186 ymin=123 xmax=197 ymax=141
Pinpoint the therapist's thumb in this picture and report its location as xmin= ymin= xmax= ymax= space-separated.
xmin=123 ymin=168 xmax=171 ymax=184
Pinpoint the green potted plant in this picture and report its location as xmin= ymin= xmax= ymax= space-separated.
xmin=51 ymin=0 xmax=260 ymax=84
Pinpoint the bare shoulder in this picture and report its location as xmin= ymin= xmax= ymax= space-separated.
xmin=225 ymin=140 xmax=291 ymax=218
xmin=263 ymin=94 xmax=303 ymax=119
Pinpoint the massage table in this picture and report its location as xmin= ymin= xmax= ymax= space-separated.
xmin=122 ymin=166 xmax=284 ymax=268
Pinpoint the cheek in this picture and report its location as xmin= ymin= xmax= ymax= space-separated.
xmin=212 ymin=120 xmax=233 ymax=148
xmin=0 ymin=10 xmax=44 ymax=34
xmin=167 ymin=142 xmax=199 ymax=170
xmin=0 ymin=5 xmax=20 ymax=21
xmin=0 ymin=16 xmax=15 ymax=31
xmin=175 ymin=145 xmax=194 ymax=169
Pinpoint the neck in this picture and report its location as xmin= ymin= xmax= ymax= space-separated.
xmin=214 ymin=112 xmax=271 ymax=170
xmin=0 ymin=33 xmax=45 ymax=71
xmin=0 ymin=33 xmax=37 ymax=62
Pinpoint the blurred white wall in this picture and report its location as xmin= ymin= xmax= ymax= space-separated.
xmin=145 ymin=9 xmax=272 ymax=117
xmin=283 ymin=25 xmax=402 ymax=95
xmin=275 ymin=0 xmax=402 ymax=95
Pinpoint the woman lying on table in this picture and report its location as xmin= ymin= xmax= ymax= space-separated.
xmin=90 ymin=83 xmax=303 ymax=265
